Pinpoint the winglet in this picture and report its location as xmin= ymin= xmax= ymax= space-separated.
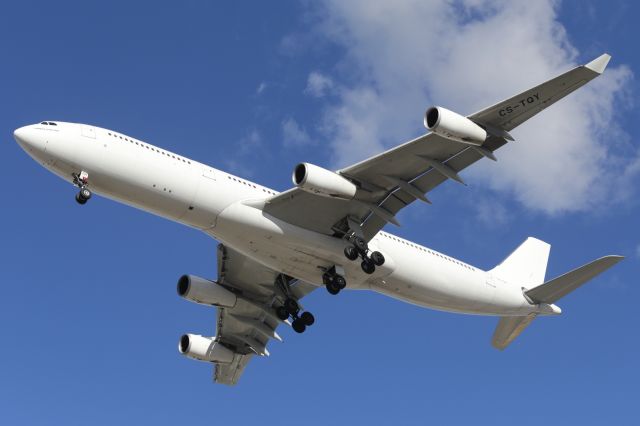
xmin=585 ymin=53 xmax=611 ymax=74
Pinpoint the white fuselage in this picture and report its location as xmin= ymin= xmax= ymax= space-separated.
xmin=14 ymin=121 xmax=552 ymax=317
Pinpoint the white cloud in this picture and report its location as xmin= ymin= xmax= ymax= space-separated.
xmin=474 ymin=195 xmax=511 ymax=228
xmin=226 ymin=129 xmax=264 ymax=176
xmin=238 ymin=129 xmax=262 ymax=154
xmin=256 ymin=82 xmax=267 ymax=95
xmin=303 ymin=0 xmax=635 ymax=215
xmin=282 ymin=117 xmax=313 ymax=147
xmin=305 ymin=72 xmax=334 ymax=97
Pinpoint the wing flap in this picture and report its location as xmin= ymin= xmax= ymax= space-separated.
xmin=362 ymin=140 xmax=505 ymax=238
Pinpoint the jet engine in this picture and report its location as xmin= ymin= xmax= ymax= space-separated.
xmin=178 ymin=334 xmax=234 ymax=363
xmin=424 ymin=106 xmax=487 ymax=145
xmin=177 ymin=275 xmax=237 ymax=308
xmin=292 ymin=162 xmax=357 ymax=200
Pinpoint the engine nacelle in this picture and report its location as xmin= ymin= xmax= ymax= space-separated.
xmin=178 ymin=334 xmax=234 ymax=363
xmin=177 ymin=275 xmax=237 ymax=308
xmin=292 ymin=162 xmax=357 ymax=200
xmin=424 ymin=106 xmax=487 ymax=146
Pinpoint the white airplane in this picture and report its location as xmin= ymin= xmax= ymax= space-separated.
xmin=14 ymin=53 xmax=622 ymax=385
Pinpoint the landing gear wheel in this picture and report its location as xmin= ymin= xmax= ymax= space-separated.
xmin=284 ymin=298 xmax=299 ymax=315
xmin=76 ymin=187 xmax=92 ymax=205
xmin=79 ymin=187 xmax=92 ymax=200
xmin=353 ymin=236 xmax=367 ymax=252
xmin=334 ymin=275 xmax=347 ymax=289
xmin=275 ymin=306 xmax=289 ymax=321
xmin=75 ymin=193 xmax=87 ymax=205
xmin=292 ymin=318 xmax=306 ymax=333
xmin=300 ymin=311 xmax=315 ymax=326
xmin=326 ymin=281 xmax=341 ymax=295
xmin=344 ymin=246 xmax=359 ymax=261
xmin=370 ymin=251 xmax=385 ymax=266
xmin=322 ymin=274 xmax=331 ymax=286
xmin=361 ymin=260 xmax=375 ymax=274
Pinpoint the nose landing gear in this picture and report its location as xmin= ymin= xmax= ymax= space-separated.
xmin=73 ymin=171 xmax=92 ymax=205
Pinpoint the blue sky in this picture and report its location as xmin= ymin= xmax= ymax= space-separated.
xmin=1 ymin=1 xmax=638 ymax=424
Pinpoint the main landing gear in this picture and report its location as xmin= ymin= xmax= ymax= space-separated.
xmin=322 ymin=265 xmax=347 ymax=296
xmin=274 ymin=275 xmax=315 ymax=334
xmin=73 ymin=171 xmax=92 ymax=205
xmin=343 ymin=234 xmax=385 ymax=275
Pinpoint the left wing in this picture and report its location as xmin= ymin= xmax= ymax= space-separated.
xmin=211 ymin=244 xmax=317 ymax=385
xmin=263 ymin=54 xmax=611 ymax=240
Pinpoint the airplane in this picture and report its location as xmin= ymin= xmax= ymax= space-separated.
xmin=13 ymin=53 xmax=623 ymax=385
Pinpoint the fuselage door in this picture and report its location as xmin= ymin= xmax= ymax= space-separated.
xmin=81 ymin=125 xmax=96 ymax=139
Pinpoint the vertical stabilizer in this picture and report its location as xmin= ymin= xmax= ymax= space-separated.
xmin=490 ymin=237 xmax=550 ymax=287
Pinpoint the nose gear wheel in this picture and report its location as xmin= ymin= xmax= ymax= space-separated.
xmin=72 ymin=171 xmax=92 ymax=205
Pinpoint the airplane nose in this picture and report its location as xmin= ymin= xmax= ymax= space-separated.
xmin=13 ymin=126 xmax=29 ymax=145
xmin=13 ymin=125 xmax=43 ymax=152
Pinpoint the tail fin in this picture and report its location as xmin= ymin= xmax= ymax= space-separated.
xmin=490 ymin=237 xmax=551 ymax=287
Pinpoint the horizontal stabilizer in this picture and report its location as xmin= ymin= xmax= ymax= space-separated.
xmin=525 ymin=255 xmax=624 ymax=304
xmin=492 ymin=314 xmax=537 ymax=350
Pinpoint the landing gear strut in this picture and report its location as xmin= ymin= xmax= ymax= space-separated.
xmin=274 ymin=274 xmax=315 ymax=334
xmin=73 ymin=171 xmax=92 ymax=205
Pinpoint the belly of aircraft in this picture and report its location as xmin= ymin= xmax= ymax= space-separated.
xmin=211 ymin=201 xmax=387 ymax=288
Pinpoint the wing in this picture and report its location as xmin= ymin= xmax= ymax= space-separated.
xmin=264 ymin=54 xmax=611 ymax=240
xmin=212 ymin=244 xmax=318 ymax=385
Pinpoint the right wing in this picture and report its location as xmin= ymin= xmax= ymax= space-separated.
xmin=264 ymin=54 xmax=611 ymax=240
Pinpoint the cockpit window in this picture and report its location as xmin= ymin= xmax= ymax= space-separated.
xmin=40 ymin=121 xmax=57 ymax=126
xmin=48 ymin=122 xmax=57 ymax=126
xmin=41 ymin=122 xmax=48 ymax=125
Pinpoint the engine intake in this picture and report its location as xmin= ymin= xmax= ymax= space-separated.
xmin=178 ymin=334 xmax=234 ymax=363
xmin=292 ymin=162 xmax=357 ymax=200
xmin=177 ymin=275 xmax=237 ymax=308
xmin=424 ymin=106 xmax=487 ymax=146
